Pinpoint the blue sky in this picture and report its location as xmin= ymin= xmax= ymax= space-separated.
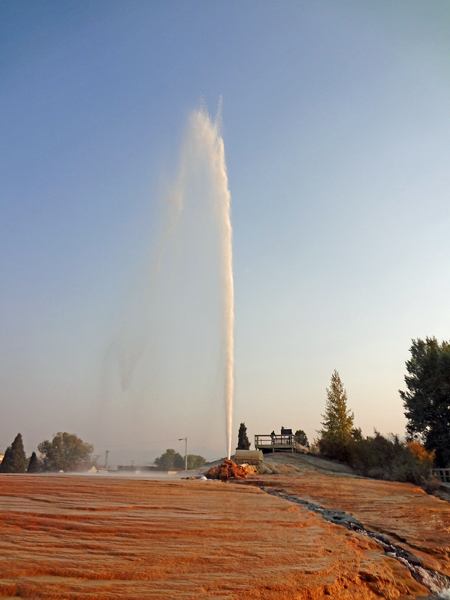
xmin=2 ymin=1 xmax=450 ymax=463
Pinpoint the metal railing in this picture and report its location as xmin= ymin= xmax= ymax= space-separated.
xmin=431 ymin=468 xmax=450 ymax=483
xmin=255 ymin=434 xmax=294 ymax=447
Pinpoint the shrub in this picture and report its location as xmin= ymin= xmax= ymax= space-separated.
xmin=422 ymin=476 xmax=441 ymax=495
xmin=348 ymin=432 xmax=434 ymax=486
xmin=406 ymin=440 xmax=435 ymax=468
xmin=317 ymin=434 xmax=351 ymax=463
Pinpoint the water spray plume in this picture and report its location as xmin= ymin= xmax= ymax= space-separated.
xmin=217 ymin=142 xmax=234 ymax=460
xmin=100 ymin=104 xmax=234 ymax=460
xmin=185 ymin=106 xmax=235 ymax=459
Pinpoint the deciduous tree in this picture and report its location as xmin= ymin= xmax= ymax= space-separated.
xmin=38 ymin=432 xmax=94 ymax=472
xmin=154 ymin=449 xmax=184 ymax=470
xmin=400 ymin=337 xmax=450 ymax=467
xmin=187 ymin=454 xmax=206 ymax=469
xmin=294 ymin=430 xmax=309 ymax=448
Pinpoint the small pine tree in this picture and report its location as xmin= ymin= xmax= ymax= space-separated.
xmin=0 ymin=434 xmax=27 ymax=473
xmin=318 ymin=371 xmax=354 ymax=460
xmin=237 ymin=423 xmax=250 ymax=450
xmin=27 ymin=451 xmax=40 ymax=473
xmin=321 ymin=371 xmax=354 ymax=440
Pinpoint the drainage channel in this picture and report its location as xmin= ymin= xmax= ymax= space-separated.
xmin=262 ymin=487 xmax=450 ymax=598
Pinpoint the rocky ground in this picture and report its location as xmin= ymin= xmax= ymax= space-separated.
xmin=0 ymin=455 xmax=448 ymax=599
xmin=260 ymin=453 xmax=450 ymax=576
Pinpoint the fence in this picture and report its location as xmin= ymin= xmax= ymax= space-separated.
xmin=431 ymin=468 xmax=450 ymax=483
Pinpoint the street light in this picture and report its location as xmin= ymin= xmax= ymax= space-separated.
xmin=179 ymin=437 xmax=187 ymax=471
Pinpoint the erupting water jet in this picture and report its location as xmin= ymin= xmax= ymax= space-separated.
xmin=191 ymin=106 xmax=234 ymax=459
xmin=178 ymin=106 xmax=235 ymax=458
xmin=107 ymin=104 xmax=234 ymax=459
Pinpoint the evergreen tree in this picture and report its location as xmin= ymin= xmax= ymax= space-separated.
xmin=237 ymin=423 xmax=250 ymax=450
xmin=27 ymin=451 xmax=40 ymax=473
xmin=318 ymin=371 xmax=354 ymax=460
xmin=0 ymin=447 xmax=12 ymax=473
xmin=0 ymin=434 xmax=27 ymax=473
xmin=321 ymin=371 xmax=354 ymax=440
xmin=294 ymin=429 xmax=309 ymax=448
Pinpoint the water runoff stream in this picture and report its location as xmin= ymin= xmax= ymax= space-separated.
xmin=261 ymin=488 xmax=450 ymax=598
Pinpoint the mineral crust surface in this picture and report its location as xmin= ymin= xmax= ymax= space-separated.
xmin=0 ymin=467 xmax=447 ymax=599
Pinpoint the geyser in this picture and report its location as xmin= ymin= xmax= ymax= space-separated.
xmin=187 ymin=106 xmax=235 ymax=459
xmin=110 ymin=105 xmax=234 ymax=459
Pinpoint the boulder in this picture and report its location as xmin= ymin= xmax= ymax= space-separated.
xmin=205 ymin=459 xmax=251 ymax=480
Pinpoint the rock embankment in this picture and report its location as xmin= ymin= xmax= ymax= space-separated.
xmin=266 ymin=488 xmax=450 ymax=596
xmin=207 ymin=455 xmax=450 ymax=596
xmin=234 ymin=452 xmax=450 ymax=597
xmin=244 ymin=465 xmax=450 ymax=577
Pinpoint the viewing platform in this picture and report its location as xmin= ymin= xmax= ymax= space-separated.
xmin=254 ymin=429 xmax=305 ymax=454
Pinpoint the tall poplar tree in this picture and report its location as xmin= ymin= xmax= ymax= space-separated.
xmin=27 ymin=452 xmax=40 ymax=473
xmin=237 ymin=423 xmax=250 ymax=450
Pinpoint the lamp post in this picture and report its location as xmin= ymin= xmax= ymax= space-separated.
xmin=179 ymin=437 xmax=187 ymax=471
